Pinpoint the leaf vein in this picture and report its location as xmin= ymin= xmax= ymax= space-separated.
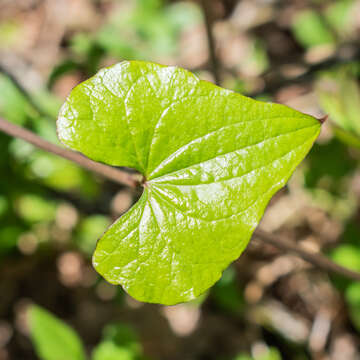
xmin=151 ymin=123 xmax=318 ymax=183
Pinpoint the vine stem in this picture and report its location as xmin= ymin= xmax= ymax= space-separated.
xmin=0 ymin=117 xmax=138 ymax=188
xmin=255 ymin=229 xmax=360 ymax=281
xmin=200 ymin=0 xmax=221 ymax=86
xmin=0 ymin=64 xmax=50 ymax=119
xmin=0 ymin=117 xmax=359 ymax=281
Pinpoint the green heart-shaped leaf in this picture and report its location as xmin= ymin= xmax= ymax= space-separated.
xmin=57 ymin=61 xmax=321 ymax=305
xmin=29 ymin=305 xmax=86 ymax=360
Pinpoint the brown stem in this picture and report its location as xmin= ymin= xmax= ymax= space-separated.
xmin=0 ymin=64 xmax=50 ymax=119
xmin=200 ymin=0 xmax=221 ymax=86
xmin=255 ymin=229 xmax=360 ymax=282
xmin=0 ymin=117 xmax=139 ymax=189
xmin=250 ymin=45 xmax=360 ymax=98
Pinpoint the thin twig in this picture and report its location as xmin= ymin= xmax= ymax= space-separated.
xmin=0 ymin=64 xmax=51 ymax=119
xmin=255 ymin=229 xmax=360 ymax=282
xmin=250 ymin=45 xmax=360 ymax=98
xmin=200 ymin=0 xmax=221 ymax=85
xmin=0 ymin=117 xmax=139 ymax=189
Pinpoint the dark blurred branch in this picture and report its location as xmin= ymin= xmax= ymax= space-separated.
xmin=200 ymin=0 xmax=221 ymax=85
xmin=250 ymin=45 xmax=360 ymax=97
xmin=0 ymin=64 xmax=51 ymax=119
xmin=255 ymin=229 xmax=360 ymax=282
xmin=0 ymin=117 xmax=139 ymax=189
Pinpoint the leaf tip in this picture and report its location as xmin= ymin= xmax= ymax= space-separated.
xmin=318 ymin=114 xmax=328 ymax=124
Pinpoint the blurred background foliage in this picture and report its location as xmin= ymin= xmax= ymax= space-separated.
xmin=1 ymin=0 xmax=360 ymax=359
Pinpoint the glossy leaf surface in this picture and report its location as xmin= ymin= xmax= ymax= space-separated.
xmin=57 ymin=61 xmax=321 ymax=304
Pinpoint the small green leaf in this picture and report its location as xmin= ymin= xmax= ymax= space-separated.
xmin=211 ymin=267 xmax=245 ymax=314
xmin=316 ymin=66 xmax=360 ymax=147
xmin=332 ymin=245 xmax=360 ymax=272
xmin=91 ymin=323 xmax=142 ymax=360
xmin=57 ymin=61 xmax=321 ymax=304
xmin=234 ymin=347 xmax=282 ymax=360
xmin=77 ymin=215 xmax=111 ymax=255
xmin=28 ymin=305 xmax=86 ymax=360
xmin=292 ymin=10 xmax=335 ymax=48
xmin=0 ymin=226 xmax=22 ymax=255
xmin=17 ymin=194 xmax=56 ymax=223
xmin=325 ymin=0 xmax=356 ymax=36
xmin=0 ymin=74 xmax=31 ymax=125
xmin=92 ymin=343 xmax=135 ymax=360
